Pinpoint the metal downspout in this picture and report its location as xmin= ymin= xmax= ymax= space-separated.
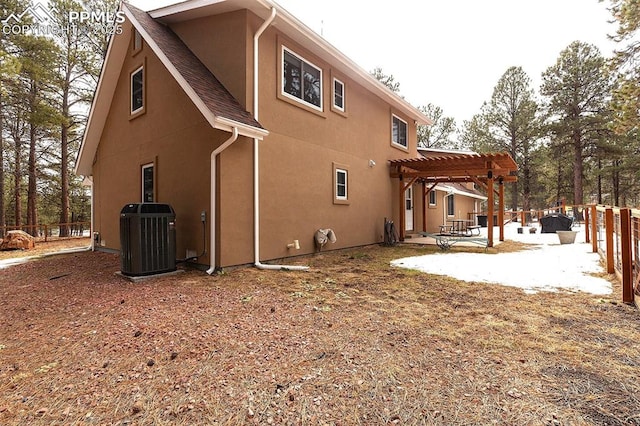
xmin=206 ymin=127 xmax=239 ymax=275
xmin=253 ymin=7 xmax=308 ymax=271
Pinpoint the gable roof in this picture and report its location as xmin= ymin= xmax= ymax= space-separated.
xmin=149 ymin=0 xmax=433 ymax=127
xmin=75 ymin=2 xmax=268 ymax=176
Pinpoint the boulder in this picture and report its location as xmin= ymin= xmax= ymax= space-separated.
xmin=0 ymin=230 xmax=36 ymax=251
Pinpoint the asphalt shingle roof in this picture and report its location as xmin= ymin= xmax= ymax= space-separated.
xmin=127 ymin=4 xmax=263 ymax=131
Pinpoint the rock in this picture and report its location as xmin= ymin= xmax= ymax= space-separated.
xmin=0 ymin=230 xmax=35 ymax=251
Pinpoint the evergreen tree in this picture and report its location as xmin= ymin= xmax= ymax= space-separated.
xmin=416 ymin=104 xmax=457 ymax=149
xmin=540 ymin=41 xmax=612 ymax=206
xmin=460 ymin=67 xmax=542 ymax=211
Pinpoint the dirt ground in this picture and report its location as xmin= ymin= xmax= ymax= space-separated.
xmin=0 ymin=240 xmax=639 ymax=425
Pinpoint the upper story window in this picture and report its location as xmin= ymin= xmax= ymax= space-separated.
xmin=282 ymin=47 xmax=322 ymax=110
xmin=392 ymin=115 xmax=408 ymax=148
xmin=130 ymin=65 xmax=144 ymax=115
xmin=333 ymin=78 xmax=345 ymax=111
xmin=132 ymin=28 xmax=142 ymax=54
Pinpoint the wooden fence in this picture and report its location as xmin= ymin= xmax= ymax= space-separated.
xmin=488 ymin=203 xmax=638 ymax=307
xmin=593 ymin=205 xmax=638 ymax=307
xmin=0 ymin=222 xmax=91 ymax=243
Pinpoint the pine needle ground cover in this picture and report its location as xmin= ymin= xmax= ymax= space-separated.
xmin=1 ymin=243 xmax=638 ymax=425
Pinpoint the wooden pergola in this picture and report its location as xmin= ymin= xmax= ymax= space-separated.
xmin=389 ymin=152 xmax=518 ymax=247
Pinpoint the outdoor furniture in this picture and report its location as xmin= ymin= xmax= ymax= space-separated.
xmin=419 ymin=232 xmax=488 ymax=250
xmin=466 ymin=225 xmax=481 ymax=236
xmin=540 ymin=214 xmax=573 ymax=233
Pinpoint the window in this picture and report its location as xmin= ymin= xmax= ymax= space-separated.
xmin=333 ymin=162 xmax=349 ymax=205
xmin=142 ymin=163 xmax=154 ymax=202
xmin=447 ymin=194 xmax=455 ymax=217
xmin=282 ymin=47 xmax=322 ymax=110
xmin=392 ymin=115 xmax=408 ymax=148
xmin=333 ymin=78 xmax=345 ymax=111
xmin=429 ymin=190 xmax=436 ymax=206
xmin=132 ymin=28 xmax=142 ymax=53
xmin=130 ymin=66 xmax=144 ymax=115
xmin=336 ymin=169 xmax=347 ymax=200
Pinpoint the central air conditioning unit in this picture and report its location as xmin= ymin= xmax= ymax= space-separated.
xmin=120 ymin=203 xmax=176 ymax=276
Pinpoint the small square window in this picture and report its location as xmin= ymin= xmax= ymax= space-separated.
xmin=333 ymin=78 xmax=345 ymax=111
xmin=130 ymin=66 xmax=144 ymax=115
xmin=392 ymin=115 xmax=408 ymax=148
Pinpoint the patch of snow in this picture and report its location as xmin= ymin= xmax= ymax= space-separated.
xmin=392 ymin=223 xmax=612 ymax=295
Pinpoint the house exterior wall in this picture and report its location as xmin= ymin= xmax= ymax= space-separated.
xmin=92 ymin=20 xmax=256 ymax=266
xmin=92 ymin=10 xmax=422 ymax=268
xmin=422 ymin=190 xmax=480 ymax=234
xmin=250 ymin=23 xmax=418 ymax=260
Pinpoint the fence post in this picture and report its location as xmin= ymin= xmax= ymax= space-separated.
xmin=591 ymin=205 xmax=598 ymax=253
xmin=620 ymin=208 xmax=633 ymax=304
xmin=584 ymin=206 xmax=590 ymax=244
xmin=605 ymin=207 xmax=615 ymax=274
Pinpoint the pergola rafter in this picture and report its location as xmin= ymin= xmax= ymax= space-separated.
xmin=389 ymin=152 xmax=518 ymax=247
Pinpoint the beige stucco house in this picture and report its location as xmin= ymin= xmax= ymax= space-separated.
xmin=76 ymin=0 xmax=513 ymax=271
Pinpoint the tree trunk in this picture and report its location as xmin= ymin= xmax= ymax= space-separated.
xmin=59 ymin=81 xmax=70 ymax=237
xmin=27 ymin=80 xmax=38 ymax=236
xmin=0 ymin=89 xmax=5 ymax=236
xmin=612 ymin=159 xmax=620 ymax=206
xmin=597 ymin=158 xmax=603 ymax=204
xmin=14 ymin=136 xmax=22 ymax=228
xmin=572 ymin=130 xmax=583 ymax=205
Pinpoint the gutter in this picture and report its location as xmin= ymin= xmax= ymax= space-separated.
xmin=206 ymin=127 xmax=239 ymax=275
xmin=252 ymin=7 xmax=308 ymax=271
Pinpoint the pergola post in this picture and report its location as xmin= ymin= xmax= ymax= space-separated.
xmin=487 ymin=171 xmax=494 ymax=247
xmin=498 ymin=178 xmax=505 ymax=242
xmin=422 ymin=182 xmax=427 ymax=232
xmin=398 ymin=175 xmax=405 ymax=241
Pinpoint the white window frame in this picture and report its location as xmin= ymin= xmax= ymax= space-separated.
xmin=447 ymin=194 xmax=455 ymax=217
xmin=130 ymin=65 xmax=144 ymax=115
xmin=392 ymin=114 xmax=408 ymax=149
xmin=333 ymin=77 xmax=345 ymax=112
xmin=281 ymin=46 xmax=323 ymax=111
xmin=429 ymin=190 xmax=437 ymax=206
xmin=142 ymin=163 xmax=154 ymax=202
xmin=335 ymin=168 xmax=348 ymax=201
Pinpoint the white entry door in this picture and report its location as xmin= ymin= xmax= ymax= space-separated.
xmin=405 ymin=186 xmax=414 ymax=231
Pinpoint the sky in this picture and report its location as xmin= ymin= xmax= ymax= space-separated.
xmin=129 ymin=0 xmax=620 ymax=127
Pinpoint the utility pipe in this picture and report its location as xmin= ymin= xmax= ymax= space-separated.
xmin=206 ymin=127 xmax=239 ymax=275
xmin=252 ymin=7 xmax=308 ymax=271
